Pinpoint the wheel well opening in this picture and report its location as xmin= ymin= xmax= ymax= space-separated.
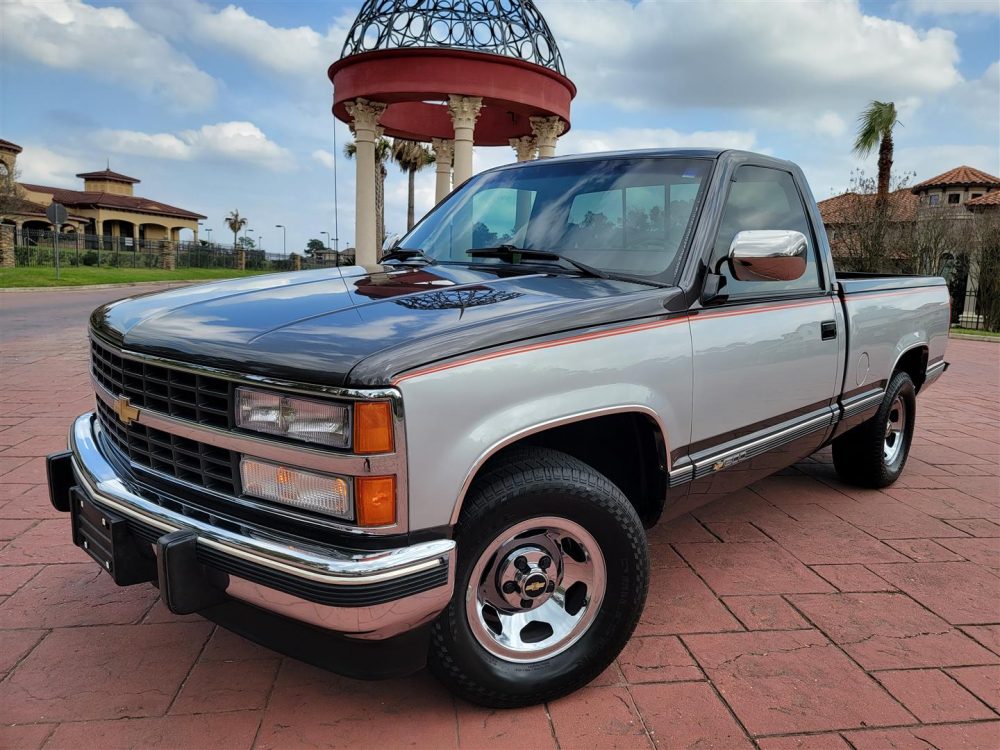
xmin=479 ymin=413 xmax=668 ymax=527
xmin=895 ymin=346 xmax=929 ymax=391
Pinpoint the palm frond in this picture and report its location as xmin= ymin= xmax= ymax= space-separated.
xmin=853 ymin=101 xmax=899 ymax=156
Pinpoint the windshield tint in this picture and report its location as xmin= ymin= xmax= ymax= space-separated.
xmin=400 ymin=157 xmax=712 ymax=278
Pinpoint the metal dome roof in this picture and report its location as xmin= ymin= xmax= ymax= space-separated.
xmin=340 ymin=0 xmax=566 ymax=75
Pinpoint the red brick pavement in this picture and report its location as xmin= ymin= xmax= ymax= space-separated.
xmin=1 ymin=286 xmax=998 ymax=749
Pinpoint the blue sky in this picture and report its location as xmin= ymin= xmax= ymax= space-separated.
xmin=1 ymin=0 xmax=997 ymax=254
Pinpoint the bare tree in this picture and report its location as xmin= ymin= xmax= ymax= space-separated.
xmin=834 ymin=169 xmax=915 ymax=273
xmin=0 ymin=162 xmax=26 ymax=222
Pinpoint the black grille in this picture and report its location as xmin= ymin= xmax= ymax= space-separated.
xmin=96 ymin=398 xmax=240 ymax=495
xmin=90 ymin=338 xmax=232 ymax=428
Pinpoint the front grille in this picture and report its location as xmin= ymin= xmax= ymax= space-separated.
xmin=96 ymin=392 xmax=240 ymax=495
xmin=90 ymin=338 xmax=232 ymax=428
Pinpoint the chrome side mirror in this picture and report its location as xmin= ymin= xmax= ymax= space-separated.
xmin=728 ymin=230 xmax=808 ymax=282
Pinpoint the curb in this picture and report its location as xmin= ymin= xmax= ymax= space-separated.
xmin=0 ymin=280 xmax=199 ymax=294
xmin=949 ymin=333 xmax=1000 ymax=343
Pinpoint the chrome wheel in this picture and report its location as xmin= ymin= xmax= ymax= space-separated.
xmin=466 ymin=517 xmax=606 ymax=663
xmin=883 ymin=395 xmax=906 ymax=464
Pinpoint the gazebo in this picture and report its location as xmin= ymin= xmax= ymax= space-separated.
xmin=328 ymin=0 xmax=576 ymax=265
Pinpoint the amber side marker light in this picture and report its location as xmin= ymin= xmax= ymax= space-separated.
xmin=356 ymin=476 xmax=397 ymax=526
xmin=354 ymin=401 xmax=394 ymax=454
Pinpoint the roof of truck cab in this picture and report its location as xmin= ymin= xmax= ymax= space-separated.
xmin=482 ymin=148 xmax=800 ymax=174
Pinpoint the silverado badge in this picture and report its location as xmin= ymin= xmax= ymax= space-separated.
xmin=112 ymin=396 xmax=140 ymax=426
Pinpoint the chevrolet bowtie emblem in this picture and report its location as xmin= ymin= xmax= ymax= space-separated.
xmin=112 ymin=396 xmax=140 ymax=426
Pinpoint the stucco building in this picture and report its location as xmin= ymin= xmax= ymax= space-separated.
xmin=0 ymin=138 xmax=205 ymax=250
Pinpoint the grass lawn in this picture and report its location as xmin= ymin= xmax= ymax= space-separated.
xmin=951 ymin=327 xmax=1000 ymax=338
xmin=0 ymin=266 xmax=270 ymax=288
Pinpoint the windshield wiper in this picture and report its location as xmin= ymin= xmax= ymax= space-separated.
xmin=467 ymin=245 xmax=671 ymax=288
xmin=381 ymin=248 xmax=436 ymax=265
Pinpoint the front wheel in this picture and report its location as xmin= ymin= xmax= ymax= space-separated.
xmin=429 ymin=447 xmax=649 ymax=707
xmin=833 ymin=370 xmax=916 ymax=488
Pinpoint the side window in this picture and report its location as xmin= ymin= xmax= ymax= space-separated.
xmin=711 ymin=165 xmax=821 ymax=295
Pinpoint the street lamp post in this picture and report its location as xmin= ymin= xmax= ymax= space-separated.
xmin=275 ymin=224 xmax=286 ymax=255
xmin=206 ymin=228 xmax=212 ymax=245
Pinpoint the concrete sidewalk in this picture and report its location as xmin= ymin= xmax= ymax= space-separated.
xmin=1 ymin=287 xmax=997 ymax=749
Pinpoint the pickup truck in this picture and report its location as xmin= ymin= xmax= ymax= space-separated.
xmin=48 ymin=148 xmax=950 ymax=708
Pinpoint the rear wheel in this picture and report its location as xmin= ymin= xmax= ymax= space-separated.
xmin=429 ymin=447 xmax=648 ymax=707
xmin=833 ymin=370 xmax=916 ymax=488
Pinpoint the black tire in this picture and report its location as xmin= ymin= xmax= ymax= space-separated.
xmin=429 ymin=447 xmax=649 ymax=708
xmin=833 ymin=370 xmax=916 ymax=488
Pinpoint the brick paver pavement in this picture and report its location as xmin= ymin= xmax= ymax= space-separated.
xmin=1 ymin=285 xmax=998 ymax=749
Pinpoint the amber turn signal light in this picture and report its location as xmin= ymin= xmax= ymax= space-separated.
xmin=354 ymin=401 xmax=394 ymax=454
xmin=356 ymin=475 xmax=396 ymax=526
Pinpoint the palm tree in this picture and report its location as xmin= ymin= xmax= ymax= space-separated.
xmin=391 ymin=139 xmax=435 ymax=230
xmin=225 ymin=210 xmax=247 ymax=249
xmin=853 ymin=101 xmax=900 ymax=208
xmin=344 ymin=138 xmax=392 ymax=248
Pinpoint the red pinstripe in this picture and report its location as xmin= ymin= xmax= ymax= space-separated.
xmin=391 ymin=287 xmax=941 ymax=386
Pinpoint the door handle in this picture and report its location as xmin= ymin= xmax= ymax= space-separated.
xmin=821 ymin=320 xmax=837 ymax=340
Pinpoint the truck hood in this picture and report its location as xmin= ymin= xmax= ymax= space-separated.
xmin=92 ymin=264 xmax=675 ymax=387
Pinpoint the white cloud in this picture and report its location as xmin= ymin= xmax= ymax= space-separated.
xmin=903 ymin=0 xmax=999 ymax=15
xmin=134 ymin=0 xmax=352 ymax=76
xmin=896 ymin=144 xmax=1000 ymax=182
xmin=1 ymin=0 xmax=216 ymax=109
xmin=97 ymin=122 xmax=293 ymax=171
xmin=543 ymin=0 xmax=962 ymax=113
xmin=15 ymin=146 xmax=87 ymax=187
xmin=815 ymin=112 xmax=848 ymax=139
xmin=312 ymin=149 xmax=338 ymax=169
xmin=560 ymin=127 xmax=757 ymax=154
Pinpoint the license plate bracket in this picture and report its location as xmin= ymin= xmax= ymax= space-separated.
xmin=71 ymin=490 xmax=156 ymax=585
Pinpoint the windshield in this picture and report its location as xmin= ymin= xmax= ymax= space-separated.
xmin=400 ymin=157 xmax=712 ymax=279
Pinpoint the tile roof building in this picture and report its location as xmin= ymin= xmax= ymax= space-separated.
xmin=0 ymin=138 xmax=206 ymax=253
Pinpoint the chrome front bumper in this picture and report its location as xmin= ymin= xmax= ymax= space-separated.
xmin=67 ymin=413 xmax=456 ymax=640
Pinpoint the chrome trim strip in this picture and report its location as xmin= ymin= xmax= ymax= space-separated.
xmin=691 ymin=409 xmax=835 ymax=480
xmin=841 ymin=389 xmax=884 ymax=419
xmin=71 ymin=413 xmax=452 ymax=585
xmin=668 ymin=464 xmax=694 ymax=487
xmin=924 ymin=360 xmax=947 ymax=389
xmin=449 ymin=404 xmax=673 ymax=525
xmin=90 ymin=332 xmax=400 ymax=402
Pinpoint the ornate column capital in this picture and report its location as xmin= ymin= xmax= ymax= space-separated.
xmin=529 ymin=116 xmax=566 ymax=143
xmin=345 ymin=98 xmax=387 ymax=135
xmin=510 ymin=136 xmax=538 ymax=162
xmin=432 ymin=138 xmax=454 ymax=166
xmin=447 ymin=95 xmax=483 ymax=130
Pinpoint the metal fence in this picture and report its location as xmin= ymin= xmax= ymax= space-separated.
xmin=13 ymin=231 xmax=295 ymax=272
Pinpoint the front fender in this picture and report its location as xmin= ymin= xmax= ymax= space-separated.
xmin=396 ymin=318 xmax=693 ymax=530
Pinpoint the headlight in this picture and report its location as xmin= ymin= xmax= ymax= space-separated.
xmin=241 ymin=458 xmax=352 ymax=519
xmin=236 ymin=388 xmax=350 ymax=448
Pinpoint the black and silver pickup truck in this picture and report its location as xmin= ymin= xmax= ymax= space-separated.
xmin=48 ymin=149 xmax=949 ymax=707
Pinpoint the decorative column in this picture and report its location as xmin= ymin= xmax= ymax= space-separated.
xmin=510 ymin=136 xmax=537 ymax=162
xmin=0 ymin=224 xmax=14 ymax=269
xmin=345 ymin=97 xmax=387 ymax=266
xmin=432 ymin=138 xmax=454 ymax=203
xmin=448 ymin=95 xmax=482 ymax=187
xmin=530 ymin=117 xmax=566 ymax=159
xmin=161 ymin=227 xmax=176 ymax=270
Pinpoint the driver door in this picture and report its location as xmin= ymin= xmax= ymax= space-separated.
xmin=686 ymin=164 xmax=841 ymax=500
